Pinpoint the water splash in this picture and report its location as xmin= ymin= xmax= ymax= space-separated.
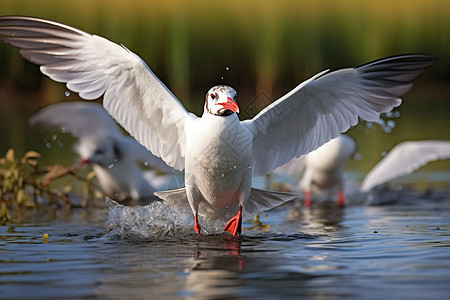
xmin=65 ymin=91 xmax=70 ymax=97
xmin=105 ymin=198 xmax=227 ymax=240
xmin=360 ymin=111 xmax=400 ymax=134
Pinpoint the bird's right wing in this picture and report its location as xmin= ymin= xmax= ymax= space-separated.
xmin=0 ymin=16 xmax=195 ymax=170
xmin=116 ymin=137 xmax=175 ymax=173
xmin=242 ymin=54 xmax=437 ymax=177
xmin=360 ymin=140 xmax=450 ymax=191
xmin=272 ymin=155 xmax=307 ymax=176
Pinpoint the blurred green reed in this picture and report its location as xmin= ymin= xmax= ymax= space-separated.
xmin=0 ymin=0 xmax=449 ymax=179
xmin=1 ymin=0 xmax=449 ymax=100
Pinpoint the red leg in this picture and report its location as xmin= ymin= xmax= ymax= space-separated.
xmin=337 ymin=190 xmax=346 ymax=206
xmin=224 ymin=205 xmax=242 ymax=236
xmin=194 ymin=214 xmax=201 ymax=235
xmin=304 ymin=190 xmax=312 ymax=207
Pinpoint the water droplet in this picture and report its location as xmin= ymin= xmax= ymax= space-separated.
xmin=385 ymin=111 xmax=393 ymax=118
xmin=381 ymin=151 xmax=387 ymax=157
xmin=353 ymin=153 xmax=362 ymax=161
xmin=61 ymin=127 xmax=66 ymax=133
xmin=65 ymin=91 xmax=70 ymax=97
xmin=108 ymin=164 xmax=114 ymax=169
xmin=221 ymin=173 xmax=225 ymax=177
xmin=248 ymin=165 xmax=252 ymax=169
xmin=221 ymin=76 xmax=224 ymax=80
xmin=394 ymin=111 xmax=400 ymax=118
xmin=144 ymin=161 xmax=149 ymax=166
xmin=387 ymin=120 xmax=396 ymax=128
xmin=51 ymin=134 xmax=57 ymax=141
xmin=225 ymin=66 xmax=230 ymax=71
xmin=45 ymin=143 xmax=51 ymax=148
xmin=366 ymin=122 xmax=373 ymax=129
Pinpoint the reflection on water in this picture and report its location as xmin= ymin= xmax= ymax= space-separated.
xmin=1 ymin=189 xmax=450 ymax=299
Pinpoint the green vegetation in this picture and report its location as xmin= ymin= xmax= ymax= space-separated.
xmin=1 ymin=0 xmax=449 ymax=109
xmin=0 ymin=148 xmax=103 ymax=224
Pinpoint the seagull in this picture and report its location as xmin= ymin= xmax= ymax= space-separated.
xmin=360 ymin=140 xmax=450 ymax=191
xmin=0 ymin=16 xmax=437 ymax=235
xmin=274 ymin=135 xmax=357 ymax=206
xmin=30 ymin=101 xmax=172 ymax=205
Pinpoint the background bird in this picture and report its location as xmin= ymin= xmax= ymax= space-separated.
xmin=274 ymin=135 xmax=357 ymax=206
xmin=0 ymin=16 xmax=437 ymax=235
xmin=30 ymin=101 xmax=172 ymax=205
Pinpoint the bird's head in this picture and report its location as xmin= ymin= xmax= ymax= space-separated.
xmin=205 ymin=85 xmax=239 ymax=116
xmin=76 ymin=138 xmax=119 ymax=167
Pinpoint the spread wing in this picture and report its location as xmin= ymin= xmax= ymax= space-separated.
xmin=0 ymin=16 xmax=196 ymax=170
xmin=360 ymin=140 xmax=450 ymax=191
xmin=115 ymin=138 xmax=174 ymax=172
xmin=272 ymin=155 xmax=307 ymax=176
xmin=242 ymin=54 xmax=437 ymax=177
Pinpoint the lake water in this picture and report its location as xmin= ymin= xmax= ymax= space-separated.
xmin=1 ymin=77 xmax=449 ymax=300
xmin=1 ymin=186 xmax=450 ymax=299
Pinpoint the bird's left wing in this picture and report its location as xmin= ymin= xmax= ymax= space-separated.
xmin=242 ymin=54 xmax=437 ymax=177
xmin=360 ymin=140 xmax=450 ymax=191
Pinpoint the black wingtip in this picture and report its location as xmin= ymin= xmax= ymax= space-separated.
xmin=355 ymin=54 xmax=439 ymax=70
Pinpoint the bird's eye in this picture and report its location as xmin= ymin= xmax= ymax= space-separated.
xmin=210 ymin=94 xmax=215 ymax=99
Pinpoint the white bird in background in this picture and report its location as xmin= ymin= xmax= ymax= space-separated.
xmin=30 ymin=101 xmax=172 ymax=205
xmin=274 ymin=135 xmax=357 ymax=206
xmin=360 ymin=140 xmax=450 ymax=191
xmin=0 ymin=16 xmax=437 ymax=236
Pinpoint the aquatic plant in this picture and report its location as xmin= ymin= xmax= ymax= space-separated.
xmin=0 ymin=148 xmax=103 ymax=224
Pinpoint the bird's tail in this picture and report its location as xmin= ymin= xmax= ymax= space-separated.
xmin=155 ymin=187 xmax=299 ymax=217
xmin=244 ymin=188 xmax=299 ymax=215
xmin=154 ymin=187 xmax=189 ymax=208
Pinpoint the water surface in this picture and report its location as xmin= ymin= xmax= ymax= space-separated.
xmin=1 ymin=188 xmax=450 ymax=299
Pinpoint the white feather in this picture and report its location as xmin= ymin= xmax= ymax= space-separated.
xmin=1 ymin=16 xmax=193 ymax=170
xmin=360 ymin=140 xmax=450 ymax=191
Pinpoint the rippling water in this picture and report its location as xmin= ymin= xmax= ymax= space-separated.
xmin=1 ymin=186 xmax=450 ymax=299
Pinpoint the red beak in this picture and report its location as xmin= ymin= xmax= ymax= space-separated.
xmin=220 ymin=97 xmax=240 ymax=113
xmin=80 ymin=158 xmax=92 ymax=166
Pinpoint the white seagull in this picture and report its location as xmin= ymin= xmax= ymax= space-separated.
xmin=0 ymin=16 xmax=437 ymax=235
xmin=360 ymin=140 xmax=450 ymax=191
xmin=274 ymin=135 xmax=357 ymax=206
xmin=30 ymin=101 xmax=171 ymax=205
